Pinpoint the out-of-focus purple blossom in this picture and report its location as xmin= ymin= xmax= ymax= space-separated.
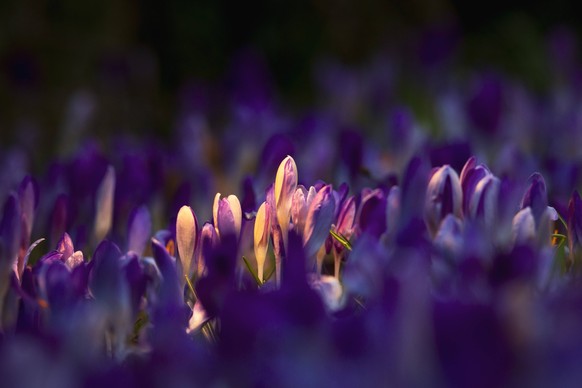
xmin=357 ymin=188 xmax=386 ymax=239
xmin=425 ymin=165 xmax=462 ymax=236
xmin=303 ymin=185 xmax=335 ymax=256
xmin=126 ymin=205 xmax=151 ymax=256
xmin=467 ymin=72 xmax=505 ymax=136
xmin=93 ymin=166 xmax=116 ymax=244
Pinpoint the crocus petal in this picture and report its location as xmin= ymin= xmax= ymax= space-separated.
xmin=357 ymin=189 xmax=386 ymax=238
xmin=336 ymin=195 xmax=356 ymax=238
xmin=461 ymin=162 xmax=490 ymax=215
xmin=212 ymin=192 xmax=221 ymax=232
xmin=291 ymin=186 xmax=308 ymax=233
xmin=198 ymin=222 xmax=218 ymax=276
xmin=151 ymin=238 xmax=182 ymax=310
xmin=216 ymin=198 xmax=236 ymax=238
xmin=89 ymin=240 xmax=123 ymax=300
xmin=226 ymin=195 xmax=242 ymax=238
xmin=468 ymin=175 xmax=500 ymax=228
xmin=254 ymin=202 xmax=271 ymax=282
xmin=512 ymin=207 xmax=536 ymax=245
xmin=94 ymin=165 xmax=116 ymax=243
xmin=386 ymin=186 xmax=401 ymax=237
xmin=434 ymin=214 xmax=463 ymax=257
xmin=65 ymin=251 xmax=84 ymax=270
xmin=520 ymin=172 xmax=548 ymax=224
xmin=186 ymin=300 xmax=209 ymax=334
xmin=425 ymin=165 xmax=462 ymax=235
xmin=18 ymin=175 xmax=38 ymax=244
xmin=0 ymin=193 xmax=22 ymax=273
xmin=56 ymin=232 xmax=74 ymax=261
xmin=304 ymin=185 xmax=336 ymax=258
xmin=308 ymin=274 xmax=344 ymax=311
xmin=176 ymin=205 xmax=197 ymax=279
xmin=127 ymin=205 xmax=152 ymax=255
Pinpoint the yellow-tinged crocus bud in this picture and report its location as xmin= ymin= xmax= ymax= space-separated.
xmin=213 ymin=193 xmax=242 ymax=239
xmin=254 ymin=201 xmax=271 ymax=282
xmin=274 ymin=156 xmax=298 ymax=248
xmin=176 ymin=205 xmax=198 ymax=281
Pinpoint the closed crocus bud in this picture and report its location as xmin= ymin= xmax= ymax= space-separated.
xmin=425 ymin=165 xmax=462 ymax=236
xmin=254 ymin=201 xmax=271 ymax=282
xmin=94 ymin=165 xmax=116 ymax=243
xmin=274 ymin=156 xmax=298 ymax=248
xmin=213 ymin=193 xmax=242 ymax=239
xmin=460 ymin=156 xmax=491 ymax=215
xmin=467 ymin=174 xmax=500 ymax=228
xmin=176 ymin=206 xmax=198 ymax=282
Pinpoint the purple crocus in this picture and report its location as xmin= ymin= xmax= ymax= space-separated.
xmin=425 ymin=165 xmax=462 ymax=236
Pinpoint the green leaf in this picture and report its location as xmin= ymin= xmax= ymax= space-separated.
xmin=330 ymin=229 xmax=352 ymax=251
xmin=242 ymin=256 xmax=262 ymax=286
xmin=185 ymin=274 xmax=198 ymax=300
xmin=129 ymin=310 xmax=149 ymax=345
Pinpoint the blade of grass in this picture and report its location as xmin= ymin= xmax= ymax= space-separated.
xmin=330 ymin=229 xmax=352 ymax=251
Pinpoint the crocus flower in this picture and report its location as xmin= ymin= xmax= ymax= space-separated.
xmin=213 ymin=193 xmax=242 ymax=240
xmin=291 ymin=185 xmax=317 ymax=234
xmin=253 ymin=201 xmax=271 ymax=282
xmin=425 ymin=165 xmax=462 ymax=236
xmin=176 ymin=205 xmax=198 ymax=285
xmin=467 ymin=174 xmax=500 ymax=229
xmin=518 ymin=173 xmax=558 ymax=245
xmin=274 ymin=155 xmax=298 ymax=249
xmin=303 ymin=184 xmax=335 ymax=266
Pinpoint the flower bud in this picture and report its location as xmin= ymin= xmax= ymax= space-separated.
xmin=274 ymin=156 xmax=298 ymax=246
xmin=213 ymin=193 xmax=242 ymax=239
xmin=425 ymin=165 xmax=462 ymax=236
xmin=253 ymin=201 xmax=271 ymax=282
xmin=176 ymin=205 xmax=198 ymax=280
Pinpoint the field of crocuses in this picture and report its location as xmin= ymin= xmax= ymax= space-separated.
xmin=4 ymin=19 xmax=582 ymax=387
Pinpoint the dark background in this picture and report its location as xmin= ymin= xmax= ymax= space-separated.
xmin=0 ymin=0 xmax=580 ymax=152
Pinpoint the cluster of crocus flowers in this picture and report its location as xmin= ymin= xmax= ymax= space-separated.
xmin=2 ymin=148 xmax=582 ymax=387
